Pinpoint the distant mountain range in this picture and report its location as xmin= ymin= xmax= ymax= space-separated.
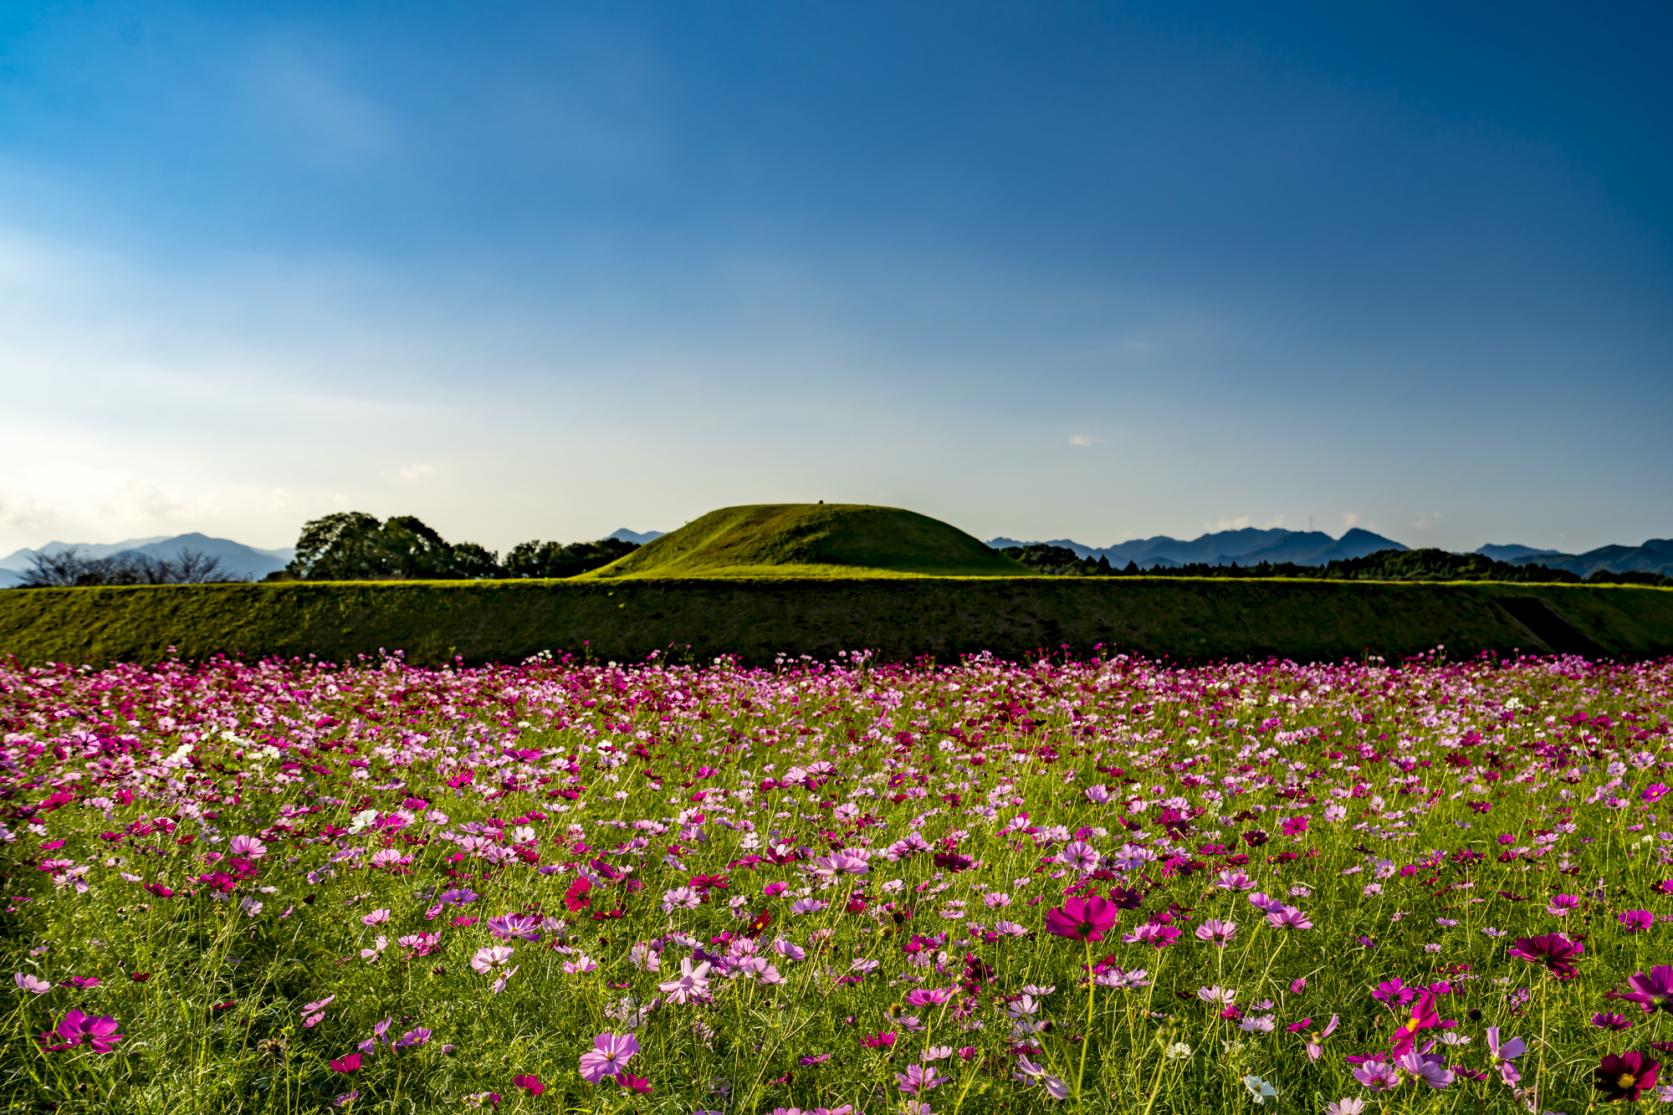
xmin=0 ymin=533 xmax=295 ymax=587
xmin=607 ymin=528 xmax=665 ymax=546
xmin=987 ymin=528 xmax=1673 ymax=576
xmin=986 ymin=526 xmax=1407 ymax=568
xmin=2 ymin=525 xmax=1667 ymax=586
xmin=1486 ymin=538 xmax=1673 ymax=579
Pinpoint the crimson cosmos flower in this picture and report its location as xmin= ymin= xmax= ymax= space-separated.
xmin=1596 ymin=1052 xmax=1659 ymax=1102
xmin=1507 ymin=933 xmax=1584 ymax=980
xmin=1044 ymin=895 xmax=1119 ymax=942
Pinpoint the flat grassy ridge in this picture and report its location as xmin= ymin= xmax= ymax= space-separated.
xmin=584 ymin=503 xmax=1031 ymax=578
xmin=2 ymin=577 xmax=1672 ymax=666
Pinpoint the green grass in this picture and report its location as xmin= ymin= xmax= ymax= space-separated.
xmin=2 ymin=577 xmax=1672 ymax=667
xmin=583 ymin=503 xmax=1032 ymax=578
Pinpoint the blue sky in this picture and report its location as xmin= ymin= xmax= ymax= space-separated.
xmin=1 ymin=1 xmax=1669 ymax=554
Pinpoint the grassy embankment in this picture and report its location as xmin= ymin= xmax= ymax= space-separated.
xmin=2 ymin=577 xmax=1672 ymax=667
xmin=5 ymin=503 xmax=1669 ymax=666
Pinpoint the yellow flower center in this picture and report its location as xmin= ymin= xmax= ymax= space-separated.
xmin=1618 ymin=1073 xmax=1638 ymax=1090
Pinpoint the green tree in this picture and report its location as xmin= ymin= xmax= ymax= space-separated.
xmin=288 ymin=512 xmax=384 ymax=579
xmin=503 ymin=538 xmax=638 ymax=578
xmin=378 ymin=515 xmax=454 ymax=579
xmin=448 ymin=542 xmax=503 ymax=580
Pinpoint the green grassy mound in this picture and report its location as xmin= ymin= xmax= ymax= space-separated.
xmin=585 ymin=503 xmax=1031 ymax=578
xmin=2 ymin=578 xmax=1671 ymax=667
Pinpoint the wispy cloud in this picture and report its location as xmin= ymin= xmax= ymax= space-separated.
xmin=396 ymin=462 xmax=437 ymax=483
xmin=243 ymin=40 xmax=398 ymax=167
xmin=1067 ymin=433 xmax=1098 ymax=448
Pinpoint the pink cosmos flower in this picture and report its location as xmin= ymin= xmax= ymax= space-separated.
xmin=1044 ymin=895 xmax=1119 ymax=941
xmin=1121 ymin=922 xmax=1181 ymax=948
xmin=1487 ymin=1026 xmax=1526 ymax=1086
xmin=1057 ymin=841 xmax=1099 ymax=873
xmin=1352 ymin=1060 xmax=1400 ymax=1091
xmin=658 ymin=957 xmax=713 ymax=1005
xmin=329 ymin=1053 xmax=362 ymax=1074
xmin=397 ymin=932 xmax=441 ymax=956
xmin=1014 ymin=1055 xmax=1069 ymax=1100
xmin=1619 ymin=910 xmax=1655 ymax=933
xmin=905 ymin=987 xmax=955 ymax=1008
xmin=471 ymin=946 xmax=514 ymax=975
xmin=896 ymin=1063 xmax=948 ymax=1095
xmin=1395 ymin=1050 xmax=1453 ymax=1089
xmin=1264 ymin=905 xmax=1312 ymax=930
xmin=578 ymin=1031 xmax=639 ymax=1084
xmin=487 ymin=914 xmax=542 ymax=941
xmin=14 ymin=973 xmax=51 ymax=995
xmin=1287 ymin=1014 xmax=1338 ymax=1061
xmin=229 ymin=835 xmax=266 ymax=859
xmin=512 ymin=1074 xmax=544 ymax=1095
xmin=1195 ymin=919 xmax=1237 ymax=946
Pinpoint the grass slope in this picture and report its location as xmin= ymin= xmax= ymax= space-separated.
xmin=584 ymin=503 xmax=1031 ymax=578
xmin=2 ymin=578 xmax=1672 ymax=667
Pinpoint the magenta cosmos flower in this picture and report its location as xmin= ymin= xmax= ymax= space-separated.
xmin=1044 ymin=895 xmax=1119 ymax=942
xmin=39 ymin=1009 xmax=123 ymax=1053
xmin=1390 ymin=992 xmax=1441 ymax=1056
xmin=1619 ymin=966 xmax=1673 ymax=1013
xmin=578 ymin=1032 xmax=639 ymax=1084
xmin=1507 ymin=933 xmax=1584 ymax=980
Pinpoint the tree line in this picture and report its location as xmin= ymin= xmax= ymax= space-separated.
xmin=995 ymin=544 xmax=1672 ymax=586
xmin=15 ymin=548 xmax=234 ymax=588
xmin=14 ymin=513 xmax=641 ymax=587
xmin=276 ymin=512 xmax=638 ymax=581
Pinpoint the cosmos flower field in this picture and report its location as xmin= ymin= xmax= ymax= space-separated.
xmin=6 ymin=649 xmax=1673 ymax=1114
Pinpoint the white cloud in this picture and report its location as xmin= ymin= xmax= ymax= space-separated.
xmin=1342 ymin=511 xmax=1361 ymax=530
xmin=1209 ymin=515 xmax=1252 ymax=531
xmin=1067 ymin=433 xmax=1097 ymax=448
xmin=396 ymin=462 xmax=437 ymax=483
xmin=0 ymin=490 xmax=50 ymax=533
xmin=1411 ymin=511 xmax=1442 ymax=531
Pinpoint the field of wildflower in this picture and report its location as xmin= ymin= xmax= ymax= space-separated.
xmin=5 ymin=648 xmax=1673 ymax=1114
